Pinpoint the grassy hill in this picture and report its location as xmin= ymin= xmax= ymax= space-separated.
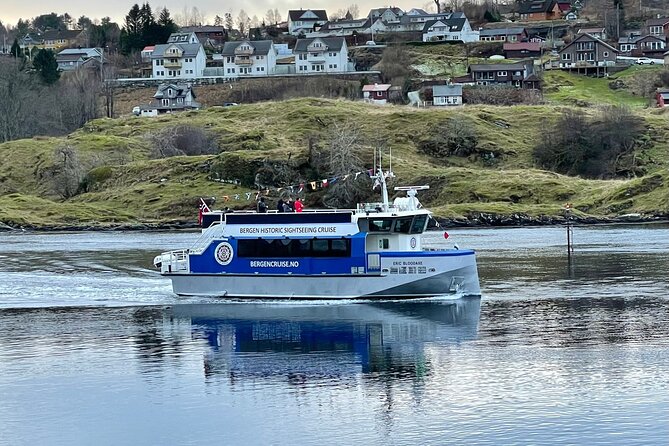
xmin=0 ymin=98 xmax=668 ymax=229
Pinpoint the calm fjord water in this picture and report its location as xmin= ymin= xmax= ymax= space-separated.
xmin=0 ymin=225 xmax=668 ymax=445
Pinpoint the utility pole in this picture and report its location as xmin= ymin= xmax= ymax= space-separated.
xmin=616 ymin=2 xmax=620 ymax=39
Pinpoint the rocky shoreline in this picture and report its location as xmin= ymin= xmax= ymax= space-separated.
xmin=1 ymin=212 xmax=667 ymax=232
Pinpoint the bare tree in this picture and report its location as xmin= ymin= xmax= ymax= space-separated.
xmin=348 ymin=4 xmax=360 ymax=18
xmin=319 ymin=121 xmax=373 ymax=208
xmin=56 ymin=69 xmax=102 ymax=130
xmin=0 ymin=59 xmax=34 ymax=142
xmin=50 ymin=144 xmax=84 ymax=198
xmin=434 ymin=0 xmax=441 ymax=13
xmin=237 ymin=10 xmax=250 ymax=37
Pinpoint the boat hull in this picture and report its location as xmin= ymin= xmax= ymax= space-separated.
xmin=165 ymin=255 xmax=480 ymax=300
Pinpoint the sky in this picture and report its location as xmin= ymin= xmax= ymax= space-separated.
xmin=0 ymin=0 xmax=434 ymax=28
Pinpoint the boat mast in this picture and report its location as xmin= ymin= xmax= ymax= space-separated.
xmin=376 ymin=146 xmax=390 ymax=212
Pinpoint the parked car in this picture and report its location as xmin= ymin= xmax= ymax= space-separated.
xmin=365 ymin=41 xmax=376 ymax=46
xmin=636 ymin=57 xmax=655 ymax=65
xmin=132 ymin=106 xmax=140 ymax=115
xmin=223 ymin=102 xmax=239 ymax=107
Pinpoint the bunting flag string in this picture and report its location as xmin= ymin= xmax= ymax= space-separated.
xmin=204 ymin=168 xmax=392 ymax=204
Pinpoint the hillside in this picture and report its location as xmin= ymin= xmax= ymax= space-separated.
xmin=0 ymin=98 xmax=668 ymax=229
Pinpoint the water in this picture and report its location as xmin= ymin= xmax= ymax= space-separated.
xmin=0 ymin=225 xmax=668 ymax=445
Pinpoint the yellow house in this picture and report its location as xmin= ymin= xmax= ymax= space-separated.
xmin=41 ymin=29 xmax=83 ymax=51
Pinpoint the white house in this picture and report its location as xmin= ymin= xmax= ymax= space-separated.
xmin=294 ymin=37 xmax=349 ymax=73
xmin=422 ymin=17 xmax=479 ymax=43
xmin=432 ymin=85 xmax=462 ymax=106
xmin=151 ymin=32 xmax=206 ymax=79
xmin=221 ymin=40 xmax=277 ymax=77
xmin=288 ymin=9 xmax=329 ymax=35
xmin=139 ymin=83 xmax=201 ymax=116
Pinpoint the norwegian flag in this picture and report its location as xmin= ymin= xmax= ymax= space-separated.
xmin=198 ymin=198 xmax=211 ymax=225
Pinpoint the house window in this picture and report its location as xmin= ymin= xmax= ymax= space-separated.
xmin=603 ymin=51 xmax=609 ymax=57
xmin=227 ymin=57 xmax=232 ymax=63
xmin=650 ymin=25 xmax=663 ymax=35
xmin=586 ymin=52 xmax=594 ymax=61
xmin=168 ymin=89 xmax=173 ymax=96
xmin=162 ymin=99 xmax=169 ymax=106
xmin=498 ymin=71 xmax=507 ymax=76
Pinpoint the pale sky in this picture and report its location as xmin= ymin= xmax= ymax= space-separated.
xmin=1 ymin=0 xmax=434 ymax=28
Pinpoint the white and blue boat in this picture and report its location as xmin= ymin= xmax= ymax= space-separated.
xmin=154 ymin=169 xmax=481 ymax=300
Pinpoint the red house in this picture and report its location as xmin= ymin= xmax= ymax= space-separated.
xmin=362 ymin=84 xmax=392 ymax=104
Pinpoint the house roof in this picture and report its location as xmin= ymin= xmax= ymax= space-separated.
xmin=646 ymin=17 xmax=669 ymax=27
xmin=560 ymin=33 xmax=618 ymax=53
xmin=407 ymin=8 xmax=428 ymax=15
xmin=289 ymin=9 xmax=328 ymax=21
xmin=41 ymin=29 xmax=82 ymax=41
xmin=578 ymin=27 xmax=605 ymax=34
xmin=142 ymin=46 xmax=156 ymax=52
xmin=479 ymin=27 xmax=526 ymax=36
xmin=167 ymin=32 xmax=197 ymax=43
xmin=503 ymin=42 xmax=542 ymax=51
xmin=517 ymin=0 xmax=557 ymax=14
xmin=180 ymin=26 xmax=227 ymax=33
xmin=294 ymin=37 xmax=345 ymax=52
xmin=469 ymin=61 xmax=530 ymax=71
xmin=56 ymin=54 xmax=84 ymax=62
xmin=58 ymin=48 xmax=102 ymax=58
xmin=369 ymin=7 xmax=404 ymax=18
xmin=153 ymin=83 xmax=196 ymax=99
xmin=423 ymin=18 xmax=467 ymax=32
xmin=362 ymin=83 xmax=391 ymax=92
xmin=221 ymin=40 xmax=274 ymax=56
xmin=151 ymin=43 xmax=202 ymax=58
xmin=557 ymin=2 xmax=572 ymax=11
xmin=433 ymin=84 xmax=462 ymax=96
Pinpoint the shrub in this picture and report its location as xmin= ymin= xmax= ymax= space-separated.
xmin=533 ymin=106 xmax=646 ymax=178
xmin=418 ymin=116 xmax=479 ymax=158
xmin=146 ymin=125 xmax=218 ymax=158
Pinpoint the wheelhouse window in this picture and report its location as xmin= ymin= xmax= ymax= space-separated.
xmin=410 ymin=215 xmax=428 ymax=233
xmin=393 ymin=217 xmax=413 ymax=234
xmin=238 ymin=238 xmax=351 ymax=258
xmin=368 ymin=218 xmax=393 ymax=232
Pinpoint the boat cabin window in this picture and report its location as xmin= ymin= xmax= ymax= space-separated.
xmin=360 ymin=215 xmax=428 ymax=234
xmin=237 ymin=238 xmax=351 ymax=258
xmin=393 ymin=217 xmax=413 ymax=234
xmin=368 ymin=218 xmax=393 ymax=232
xmin=410 ymin=215 xmax=428 ymax=234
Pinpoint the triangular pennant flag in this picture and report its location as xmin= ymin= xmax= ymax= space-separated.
xmin=223 ymin=195 xmax=229 ymax=202
xmin=298 ymin=182 xmax=304 ymax=193
xmin=322 ymin=179 xmax=328 ymax=187
xmin=355 ymin=172 xmax=361 ymax=179
xmin=310 ymin=181 xmax=317 ymax=190
xmin=234 ymin=194 xmax=240 ymax=200
xmin=245 ymin=192 xmax=252 ymax=200
xmin=343 ymin=174 xmax=350 ymax=181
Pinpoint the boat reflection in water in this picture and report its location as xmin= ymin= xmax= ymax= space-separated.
xmin=166 ymin=297 xmax=481 ymax=381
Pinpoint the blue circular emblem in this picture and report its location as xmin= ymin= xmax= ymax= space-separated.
xmin=214 ymin=242 xmax=234 ymax=265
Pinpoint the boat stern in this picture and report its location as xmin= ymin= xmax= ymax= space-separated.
xmin=153 ymin=249 xmax=189 ymax=274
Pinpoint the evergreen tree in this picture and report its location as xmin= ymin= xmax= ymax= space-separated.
xmin=33 ymin=49 xmax=60 ymax=84
xmin=121 ymin=4 xmax=143 ymax=54
xmin=10 ymin=38 xmax=21 ymax=58
xmin=139 ymin=3 xmax=155 ymax=34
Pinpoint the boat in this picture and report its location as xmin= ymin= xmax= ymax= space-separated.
xmin=154 ymin=161 xmax=481 ymax=300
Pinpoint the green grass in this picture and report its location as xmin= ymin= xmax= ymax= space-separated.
xmin=543 ymin=71 xmax=649 ymax=107
xmin=0 ymin=98 xmax=668 ymax=228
